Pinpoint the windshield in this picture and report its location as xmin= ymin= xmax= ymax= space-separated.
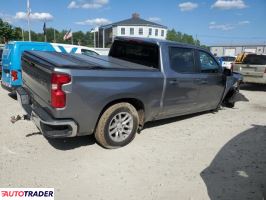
xmin=81 ymin=49 xmax=99 ymax=56
xmin=221 ymin=56 xmax=235 ymax=62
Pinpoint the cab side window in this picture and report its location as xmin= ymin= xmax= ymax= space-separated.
xmin=199 ymin=51 xmax=219 ymax=73
xmin=169 ymin=47 xmax=195 ymax=73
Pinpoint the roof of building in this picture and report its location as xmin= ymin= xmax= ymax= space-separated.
xmin=100 ymin=13 xmax=167 ymax=29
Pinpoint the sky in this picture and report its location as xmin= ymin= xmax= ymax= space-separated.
xmin=0 ymin=0 xmax=265 ymax=45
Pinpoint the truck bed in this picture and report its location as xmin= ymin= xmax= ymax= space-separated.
xmin=22 ymin=51 xmax=158 ymax=71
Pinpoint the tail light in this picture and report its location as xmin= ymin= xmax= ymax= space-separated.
xmin=51 ymin=73 xmax=71 ymax=108
xmin=264 ymin=68 xmax=266 ymax=73
xmin=11 ymin=70 xmax=18 ymax=81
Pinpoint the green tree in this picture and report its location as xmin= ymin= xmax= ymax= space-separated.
xmin=166 ymin=28 xmax=202 ymax=46
xmin=0 ymin=18 xmax=20 ymax=43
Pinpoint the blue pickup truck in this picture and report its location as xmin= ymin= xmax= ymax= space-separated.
xmin=1 ymin=41 xmax=106 ymax=91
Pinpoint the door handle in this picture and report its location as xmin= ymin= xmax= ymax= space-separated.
xmin=169 ymin=79 xmax=178 ymax=85
xmin=195 ymin=79 xmax=208 ymax=84
xmin=200 ymin=80 xmax=208 ymax=84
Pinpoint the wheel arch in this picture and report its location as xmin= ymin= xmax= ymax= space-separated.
xmin=95 ymin=98 xmax=145 ymax=132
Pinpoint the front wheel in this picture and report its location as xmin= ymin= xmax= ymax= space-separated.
xmin=95 ymin=103 xmax=139 ymax=149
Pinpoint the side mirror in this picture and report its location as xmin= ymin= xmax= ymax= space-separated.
xmin=223 ymin=68 xmax=232 ymax=76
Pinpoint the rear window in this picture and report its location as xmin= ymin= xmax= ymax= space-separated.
xmin=109 ymin=40 xmax=159 ymax=69
xmin=243 ymin=54 xmax=266 ymax=65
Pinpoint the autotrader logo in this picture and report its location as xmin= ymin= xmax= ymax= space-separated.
xmin=0 ymin=188 xmax=54 ymax=200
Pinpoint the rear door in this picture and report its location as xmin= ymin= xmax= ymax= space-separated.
xmin=195 ymin=50 xmax=225 ymax=110
xmin=1 ymin=44 xmax=14 ymax=87
xmin=162 ymin=46 xmax=201 ymax=116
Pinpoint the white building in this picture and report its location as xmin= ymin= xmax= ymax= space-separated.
xmin=210 ymin=44 xmax=266 ymax=57
xmin=94 ymin=13 xmax=168 ymax=48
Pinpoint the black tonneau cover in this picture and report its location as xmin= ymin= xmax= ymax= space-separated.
xmin=22 ymin=51 xmax=157 ymax=71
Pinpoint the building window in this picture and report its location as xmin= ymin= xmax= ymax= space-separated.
xmin=130 ymin=28 xmax=134 ymax=35
xmin=155 ymin=29 xmax=158 ymax=36
xmin=139 ymin=28 xmax=143 ymax=35
xmin=121 ymin=28 xmax=125 ymax=35
xmin=149 ymin=28 xmax=152 ymax=35
xmin=161 ymin=30 xmax=164 ymax=37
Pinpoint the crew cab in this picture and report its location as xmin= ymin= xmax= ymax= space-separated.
xmin=16 ymin=37 xmax=241 ymax=148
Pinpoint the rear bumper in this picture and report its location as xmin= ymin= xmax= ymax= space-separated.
xmin=242 ymin=76 xmax=266 ymax=84
xmin=1 ymin=81 xmax=18 ymax=92
xmin=16 ymin=87 xmax=78 ymax=138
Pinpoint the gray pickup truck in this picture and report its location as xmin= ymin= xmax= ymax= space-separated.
xmin=16 ymin=37 xmax=241 ymax=148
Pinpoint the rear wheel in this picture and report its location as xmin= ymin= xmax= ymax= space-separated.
xmin=95 ymin=103 xmax=139 ymax=149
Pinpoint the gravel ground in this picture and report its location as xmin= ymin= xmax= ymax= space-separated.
xmin=0 ymin=85 xmax=265 ymax=200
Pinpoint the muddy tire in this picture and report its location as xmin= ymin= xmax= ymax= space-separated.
xmin=95 ymin=103 xmax=139 ymax=149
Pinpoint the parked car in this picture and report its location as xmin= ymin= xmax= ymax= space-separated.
xmin=218 ymin=56 xmax=236 ymax=69
xmin=16 ymin=37 xmax=242 ymax=148
xmin=232 ymin=53 xmax=266 ymax=84
xmin=1 ymin=41 xmax=109 ymax=91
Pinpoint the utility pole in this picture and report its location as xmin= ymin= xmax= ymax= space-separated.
xmin=44 ymin=19 xmax=47 ymax=42
xmin=27 ymin=0 xmax=31 ymax=41
xmin=53 ymin=28 xmax=56 ymax=43
xmin=22 ymin=28 xmax=24 ymax=41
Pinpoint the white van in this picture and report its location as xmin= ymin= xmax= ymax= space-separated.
xmin=50 ymin=43 xmax=110 ymax=56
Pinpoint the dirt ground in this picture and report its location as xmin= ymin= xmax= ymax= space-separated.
xmin=0 ymin=84 xmax=265 ymax=200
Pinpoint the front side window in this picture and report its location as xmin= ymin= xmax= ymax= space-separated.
xmin=170 ymin=47 xmax=195 ymax=73
xmin=199 ymin=51 xmax=220 ymax=73
xmin=139 ymin=28 xmax=143 ymax=35
xmin=130 ymin=28 xmax=134 ymax=35
xmin=121 ymin=28 xmax=125 ymax=35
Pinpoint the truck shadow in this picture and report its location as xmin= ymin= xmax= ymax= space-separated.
xmin=240 ymin=83 xmax=266 ymax=92
xmin=46 ymin=135 xmax=96 ymax=150
xmin=201 ymin=125 xmax=266 ymax=200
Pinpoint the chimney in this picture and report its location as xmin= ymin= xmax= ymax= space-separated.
xmin=132 ymin=13 xmax=140 ymax=19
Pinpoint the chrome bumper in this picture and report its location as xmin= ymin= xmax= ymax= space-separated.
xmin=16 ymin=87 xmax=78 ymax=138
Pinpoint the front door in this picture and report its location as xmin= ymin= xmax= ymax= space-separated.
xmin=195 ymin=50 xmax=225 ymax=110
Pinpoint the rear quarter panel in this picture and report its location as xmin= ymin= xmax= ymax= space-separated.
xmin=53 ymin=68 xmax=164 ymax=135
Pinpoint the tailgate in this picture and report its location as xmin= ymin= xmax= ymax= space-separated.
xmin=21 ymin=52 xmax=52 ymax=107
xmin=233 ymin=64 xmax=266 ymax=77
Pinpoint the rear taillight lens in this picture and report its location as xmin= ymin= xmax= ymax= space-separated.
xmin=264 ymin=68 xmax=266 ymax=73
xmin=51 ymin=73 xmax=71 ymax=108
xmin=11 ymin=70 xmax=18 ymax=81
